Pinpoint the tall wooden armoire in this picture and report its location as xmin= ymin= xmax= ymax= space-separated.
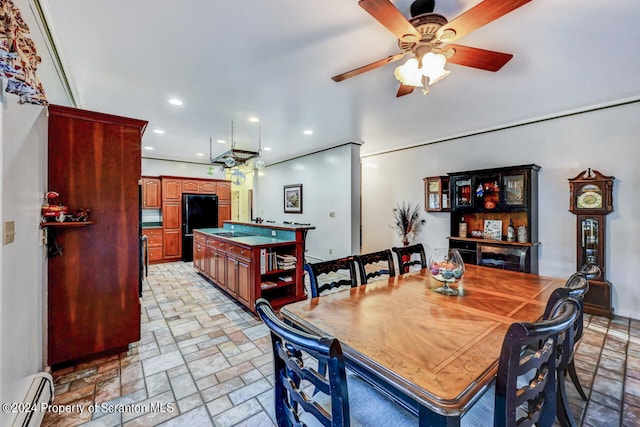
xmin=47 ymin=105 xmax=147 ymax=366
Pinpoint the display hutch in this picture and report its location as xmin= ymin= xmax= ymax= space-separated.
xmin=448 ymin=164 xmax=540 ymax=273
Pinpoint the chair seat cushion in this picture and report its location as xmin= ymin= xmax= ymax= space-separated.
xmin=300 ymin=373 xmax=418 ymax=426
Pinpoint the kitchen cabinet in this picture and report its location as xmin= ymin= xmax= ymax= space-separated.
xmin=143 ymin=227 xmax=163 ymax=263
xmin=162 ymin=200 xmax=182 ymax=260
xmin=193 ymin=232 xmax=206 ymax=272
xmin=142 ymin=177 xmax=161 ymax=209
xmin=47 ymin=105 xmax=147 ymax=366
xmin=182 ymin=178 xmax=218 ymax=194
xmin=448 ymin=164 xmax=540 ymax=273
xmin=216 ymin=181 xmax=231 ymax=201
xmin=158 ymin=176 xmax=231 ymax=261
xmin=162 ymin=178 xmax=182 ymax=201
xmin=218 ymin=203 xmax=231 ymax=224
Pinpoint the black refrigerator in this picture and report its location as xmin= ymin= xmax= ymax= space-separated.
xmin=182 ymin=193 xmax=219 ymax=262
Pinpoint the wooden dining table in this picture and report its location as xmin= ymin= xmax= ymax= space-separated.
xmin=280 ymin=265 xmax=566 ymax=427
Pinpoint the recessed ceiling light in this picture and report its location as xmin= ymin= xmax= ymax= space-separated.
xmin=217 ymin=139 xmax=226 ymax=144
xmin=196 ymin=153 xmax=204 ymax=157
xmin=248 ymin=117 xmax=259 ymax=123
xmin=263 ymin=147 xmax=272 ymax=151
xmin=144 ymin=146 xmax=154 ymax=150
xmin=303 ymin=130 xmax=313 ymax=135
xmin=168 ymin=98 xmax=183 ymax=106
xmin=153 ymin=129 xmax=165 ymax=134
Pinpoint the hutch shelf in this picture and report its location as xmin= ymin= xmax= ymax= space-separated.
xmin=448 ymin=164 xmax=540 ymax=274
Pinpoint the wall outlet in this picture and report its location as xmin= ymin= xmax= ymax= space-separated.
xmin=231 ymin=224 xmax=235 ymax=229
xmin=329 ymin=249 xmax=332 ymax=255
xmin=271 ymin=230 xmax=276 ymax=236
xmin=3 ymin=220 xmax=16 ymax=245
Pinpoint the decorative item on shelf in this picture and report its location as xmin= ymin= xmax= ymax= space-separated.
xmin=483 ymin=219 xmax=502 ymax=241
xmin=428 ymin=248 xmax=465 ymax=296
xmin=458 ymin=222 xmax=467 ymax=238
xmin=507 ymin=219 xmax=515 ymax=242
xmin=471 ymin=230 xmax=483 ymax=238
xmin=517 ymin=225 xmax=528 ymax=243
xmin=390 ymin=201 xmax=426 ymax=246
xmin=41 ymin=191 xmax=68 ymax=222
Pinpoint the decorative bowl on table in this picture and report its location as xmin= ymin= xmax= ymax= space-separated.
xmin=428 ymin=248 xmax=465 ymax=296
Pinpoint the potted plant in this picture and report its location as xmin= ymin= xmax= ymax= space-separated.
xmin=391 ymin=202 xmax=426 ymax=246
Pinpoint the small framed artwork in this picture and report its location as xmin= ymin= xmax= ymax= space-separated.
xmin=284 ymin=184 xmax=303 ymax=213
xmin=483 ymin=220 xmax=503 ymax=241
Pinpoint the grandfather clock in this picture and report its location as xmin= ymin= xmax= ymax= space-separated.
xmin=568 ymin=168 xmax=614 ymax=318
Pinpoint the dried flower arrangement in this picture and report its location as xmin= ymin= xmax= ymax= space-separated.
xmin=391 ymin=202 xmax=426 ymax=245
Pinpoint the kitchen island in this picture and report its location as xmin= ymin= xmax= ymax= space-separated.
xmin=193 ymin=221 xmax=314 ymax=312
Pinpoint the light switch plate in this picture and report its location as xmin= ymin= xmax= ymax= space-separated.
xmin=3 ymin=220 xmax=16 ymax=245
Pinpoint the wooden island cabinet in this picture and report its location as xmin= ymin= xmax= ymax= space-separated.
xmin=193 ymin=222 xmax=314 ymax=312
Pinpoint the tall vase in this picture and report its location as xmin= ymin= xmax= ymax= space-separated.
xmin=401 ymin=237 xmax=410 ymax=273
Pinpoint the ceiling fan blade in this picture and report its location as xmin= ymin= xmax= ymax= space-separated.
xmin=358 ymin=0 xmax=421 ymax=42
xmin=332 ymin=53 xmax=405 ymax=82
xmin=438 ymin=0 xmax=532 ymax=43
xmin=396 ymin=84 xmax=415 ymax=97
xmin=441 ymin=44 xmax=513 ymax=71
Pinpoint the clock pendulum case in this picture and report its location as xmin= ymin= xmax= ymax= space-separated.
xmin=568 ymin=168 xmax=614 ymax=318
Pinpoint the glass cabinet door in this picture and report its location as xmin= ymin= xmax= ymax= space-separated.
xmin=452 ymin=177 xmax=473 ymax=209
xmin=502 ymin=172 xmax=527 ymax=207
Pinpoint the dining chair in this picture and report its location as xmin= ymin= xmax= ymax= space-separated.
xmin=352 ymin=249 xmax=395 ymax=285
xmin=579 ymin=261 xmax=601 ymax=281
xmin=462 ymin=297 xmax=580 ymax=427
xmin=564 ymin=272 xmax=591 ymax=402
xmin=304 ymin=257 xmax=357 ymax=298
xmin=391 ymin=243 xmax=427 ymax=274
xmin=255 ymin=298 xmax=417 ymax=427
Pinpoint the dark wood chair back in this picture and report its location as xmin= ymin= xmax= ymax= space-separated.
xmin=353 ymin=249 xmax=395 ymax=284
xmin=579 ymin=261 xmax=602 ymax=281
xmin=255 ymin=298 xmax=350 ymax=427
xmin=564 ymin=272 xmax=589 ymax=342
xmin=494 ymin=297 xmax=579 ymax=427
xmin=304 ymin=257 xmax=357 ymax=298
xmin=391 ymin=243 xmax=427 ymax=274
xmin=563 ymin=271 xmax=591 ymax=404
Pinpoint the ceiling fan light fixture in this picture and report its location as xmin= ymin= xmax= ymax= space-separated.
xmin=421 ymin=52 xmax=450 ymax=85
xmin=394 ymin=58 xmax=424 ymax=87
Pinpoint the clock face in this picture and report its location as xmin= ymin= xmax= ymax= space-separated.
xmin=577 ymin=189 xmax=603 ymax=209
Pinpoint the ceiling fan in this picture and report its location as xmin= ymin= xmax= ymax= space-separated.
xmin=332 ymin=0 xmax=532 ymax=96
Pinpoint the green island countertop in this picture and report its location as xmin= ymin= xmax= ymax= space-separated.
xmin=194 ymin=228 xmax=296 ymax=247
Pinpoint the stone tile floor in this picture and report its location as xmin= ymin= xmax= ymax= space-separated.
xmin=41 ymin=262 xmax=640 ymax=426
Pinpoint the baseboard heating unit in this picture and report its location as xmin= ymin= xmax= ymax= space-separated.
xmin=11 ymin=372 xmax=54 ymax=427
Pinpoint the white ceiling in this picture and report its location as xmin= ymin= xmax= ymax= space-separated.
xmin=17 ymin=0 xmax=640 ymax=167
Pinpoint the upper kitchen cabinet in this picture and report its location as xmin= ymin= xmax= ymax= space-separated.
xmin=47 ymin=105 xmax=147 ymax=366
xmin=162 ymin=177 xmax=182 ymax=201
xmin=142 ymin=177 xmax=161 ymax=209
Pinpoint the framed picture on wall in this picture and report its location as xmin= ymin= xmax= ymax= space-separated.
xmin=284 ymin=184 xmax=303 ymax=213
